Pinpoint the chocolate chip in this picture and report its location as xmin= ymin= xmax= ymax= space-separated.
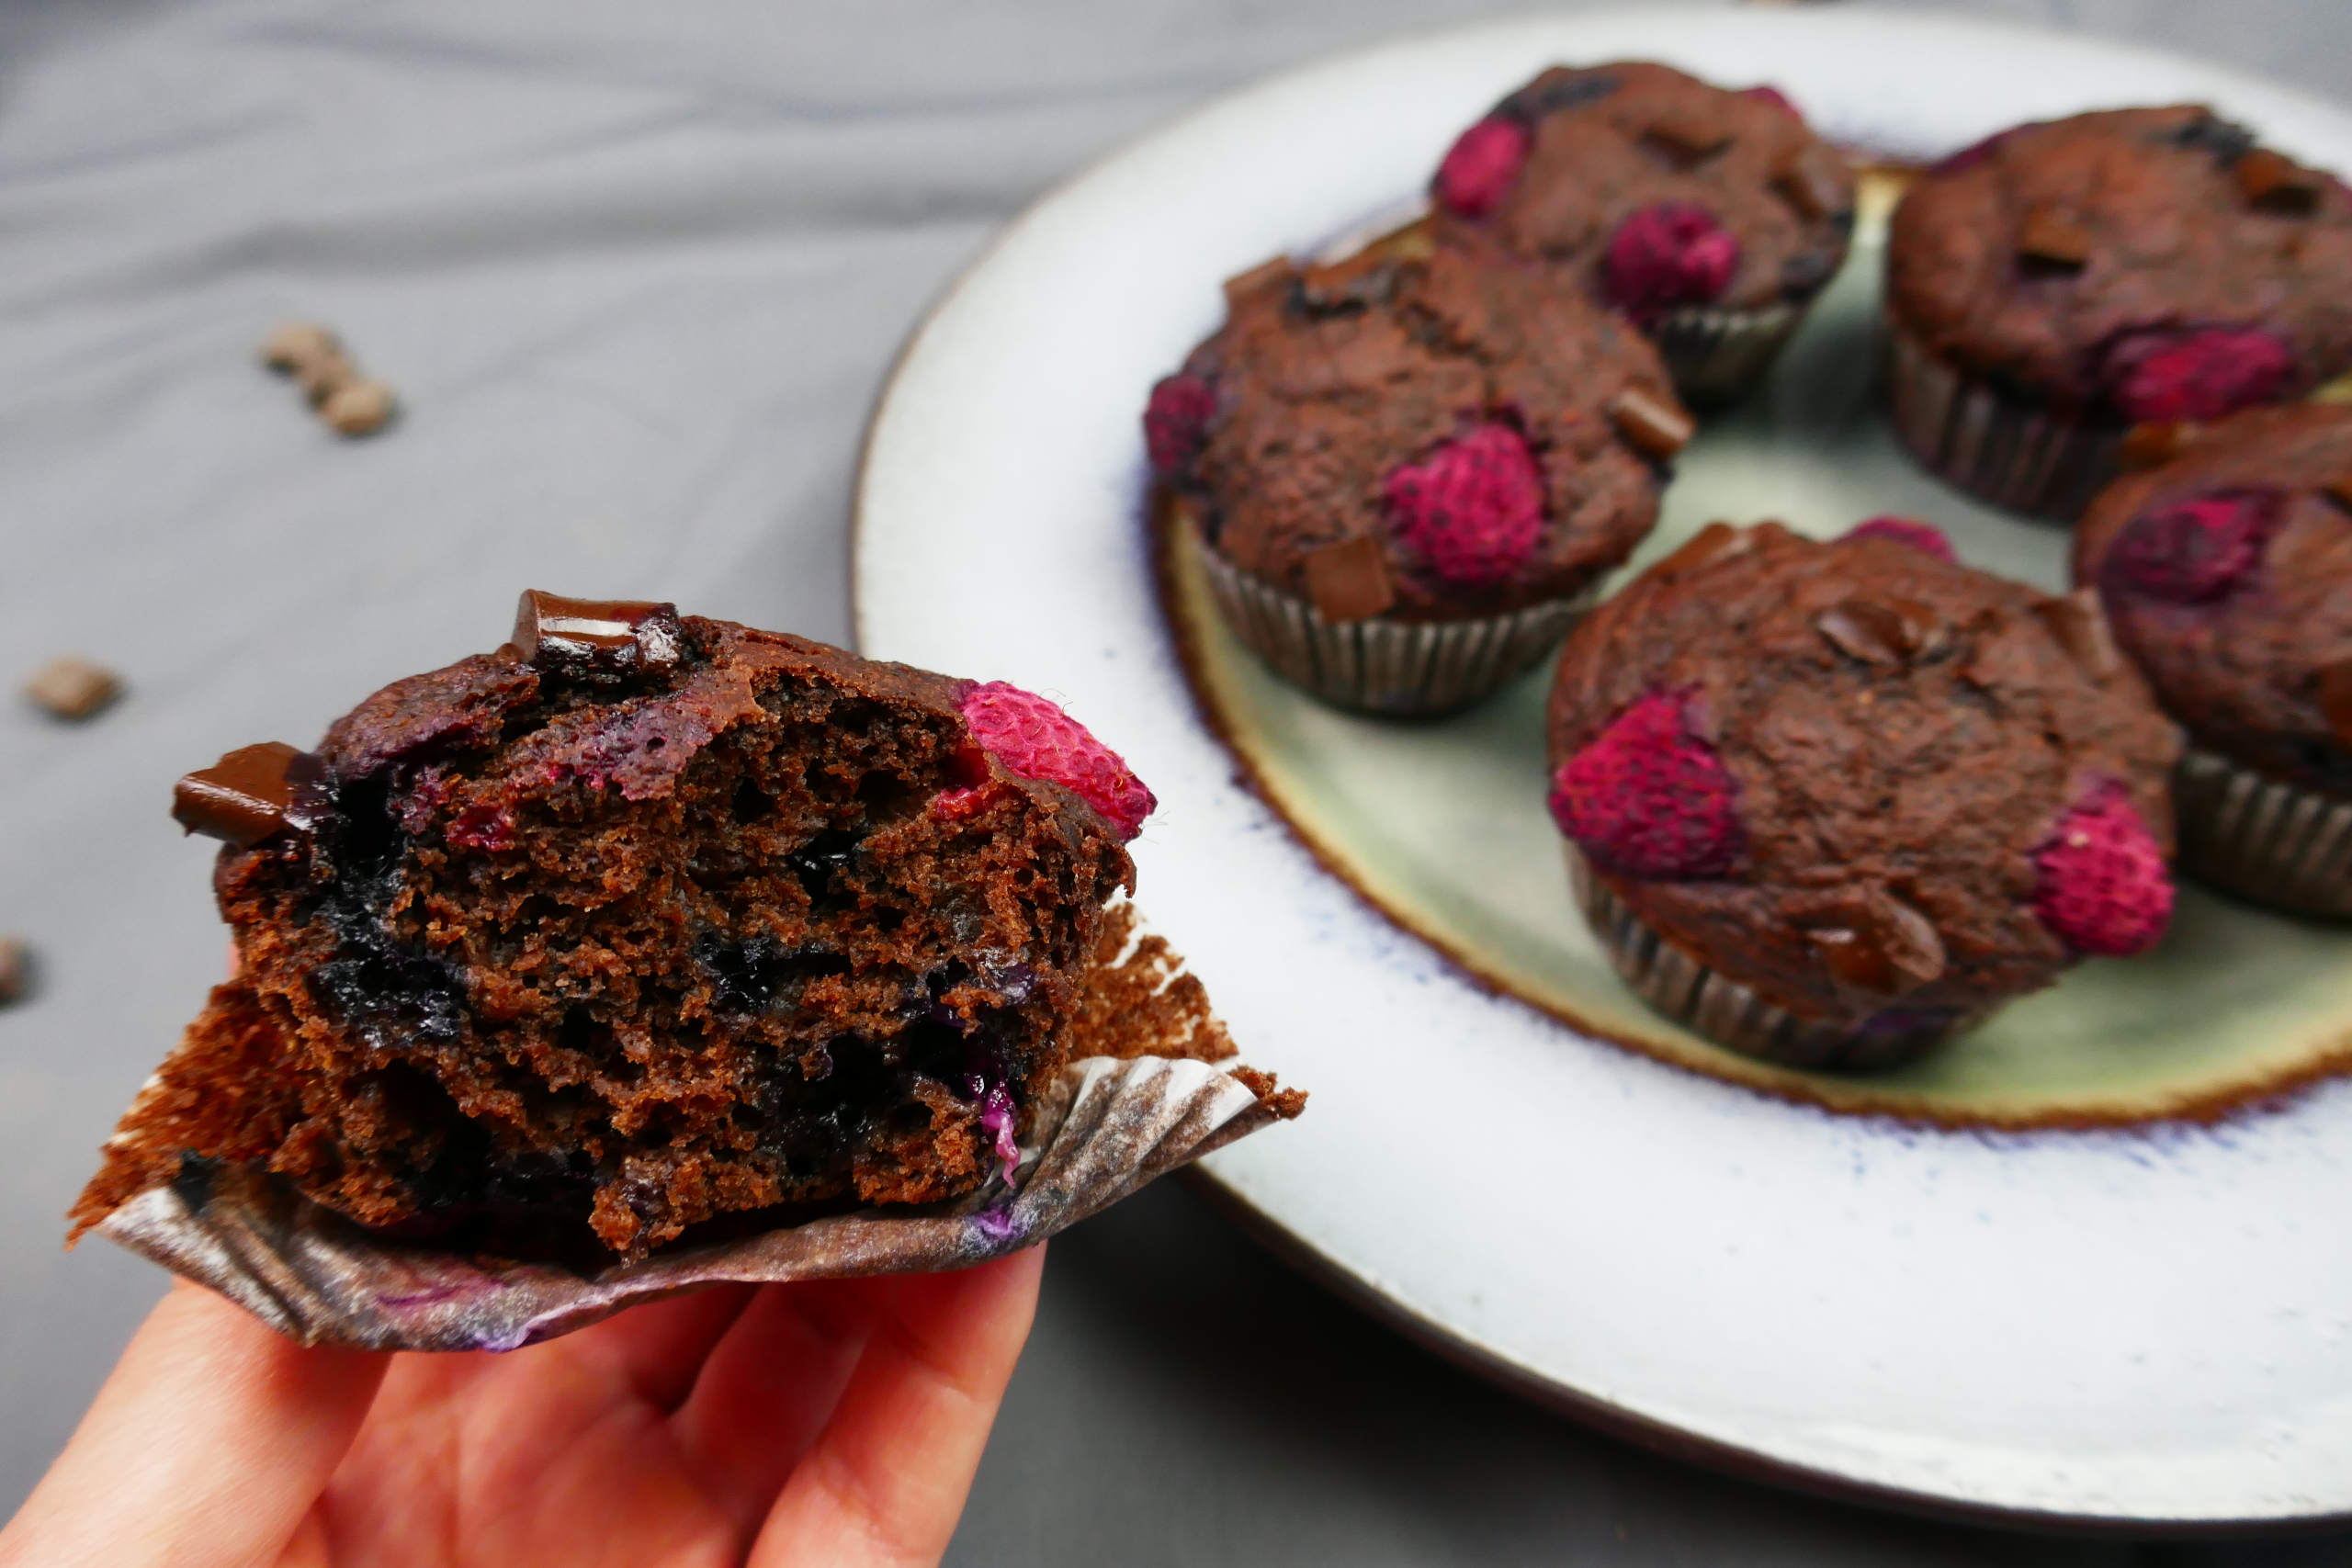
xmin=1295 ymin=253 xmax=1400 ymax=314
xmin=1654 ymin=521 xmax=1752 ymax=580
xmin=1222 ymin=256 xmax=1297 ymax=309
xmin=512 ymin=591 xmax=684 ymax=680
xmin=1645 ymin=108 xmax=1730 ymax=163
xmin=2234 ymin=148 xmax=2322 ymax=214
xmin=174 ymin=741 xmax=329 ymax=848
xmin=0 ymin=937 xmax=28 ymax=1005
xmin=1817 ymin=597 xmax=1946 ymax=665
xmin=1807 ymin=893 xmax=1946 ymax=996
xmin=2168 ymin=114 xmax=2257 ymax=164
xmin=1608 ymin=388 xmax=1694 ymax=460
xmin=23 ymin=656 xmax=121 ymax=721
xmin=2317 ymin=657 xmax=2352 ymax=750
xmin=2119 ymin=420 xmax=2200 ymax=469
xmin=1497 ymin=72 xmax=1620 ymax=124
xmin=1302 ymin=536 xmax=1396 ymax=623
xmin=1773 ymin=142 xmax=1850 ymax=222
xmin=2033 ymin=589 xmax=2121 ymax=680
xmin=2017 ymin=206 xmax=2093 ymax=271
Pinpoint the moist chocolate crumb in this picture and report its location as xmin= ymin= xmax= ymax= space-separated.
xmin=24 ymin=657 xmax=121 ymax=721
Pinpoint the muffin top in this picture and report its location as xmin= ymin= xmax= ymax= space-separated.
xmin=1427 ymin=61 xmax=1857 ymax=320
xmin=1547 ymin=521 xmax=2180 ymax=1026
xmin=1146 ymin=232 xmax=1686 ymax=621
xmin=2074 ymin=403 xmax=2352 ymax=794
xmin=1888 ymin=107 xmax=2352 ymax=418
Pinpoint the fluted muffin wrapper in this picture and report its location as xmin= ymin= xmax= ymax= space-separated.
xmin=2173 ymin=746 xmax=2352 ymax=918
xmin=1649 ymin=300 xmax=1805 ymax=408
xmin=1566 ymin=847 xmax=1990 ymax=1073
xmin=91 ymin=905 xmax=1298 ymax=1351
xmin=1884 ymin=311 xmax=2121 ymax=522
xmin=1193 ymin=526 xmax=1597 ymax=716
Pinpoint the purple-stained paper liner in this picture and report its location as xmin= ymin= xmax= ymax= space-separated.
xmin=98 ymin=1053 xmax=1283 ymax=1351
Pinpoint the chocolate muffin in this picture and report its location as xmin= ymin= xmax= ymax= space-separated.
xmin=1146 ymin=230 xmax=1689 ymax=715
xmin=1887 ymin=106 xmax=2352 ymax=520
xmin=73 ymin=593 xmax=1157 ymax=1262
xmin=2075 ymin=403 xmax=2352 ymax=914
xmin=1427 ymin=62 xmax=1856 ymax=404
xmin=1547 ymin=520 xmax=2181 ymax=1070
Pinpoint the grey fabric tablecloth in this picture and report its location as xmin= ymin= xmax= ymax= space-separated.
xmin=2 ymin=2 xmax=2347 ymax=1560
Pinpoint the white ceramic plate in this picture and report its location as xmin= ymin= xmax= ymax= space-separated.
xmin=855 ymin=6 xmax=2352 ymax=1527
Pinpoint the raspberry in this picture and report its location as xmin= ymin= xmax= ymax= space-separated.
xmin=1144 ymin=374 xmax=1215 ymax=478
xmin=1434 ymin=117 xmax=1531 ymax=219
xmin=2033 ymin=783 xmax=2172 ymax=956
xmin=1845 ymin=516 xmax=1957 ymax=562
xmin=2104 ymin=327 xmax=2295 ymax=423
xmin=1603 ymin=202 xmax=1740 ymax=323
xmin=1742 ymin=85 xmax=1798 ymax=116
xmin=1383 ymin=422 xmax=1546 ymax=587
xmin=2104 ymin=490 xmax=2278 ymax=604
xmin=1549 ymin=693 xmax=1744 ymax=879
xmin=957 ymin=682 xmax=1156 ymax=841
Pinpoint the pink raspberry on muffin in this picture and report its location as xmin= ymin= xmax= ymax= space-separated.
xmin=2032 ymin=782 xmax=2173 ymax=956
xmin=1434 ymin=118 xmax=1532 ymax=219
xmin=1384 ymin=421 xmax=1547 ymax=587
xmin=2105 ymin=327 xmax=2296 ymax=423
xmin=1845 ymin=516 xmax=1957 ymax=562
xmin=1604 ymin=202 xmax=1739 ymax=324
xmin=2103 ymin=490 xmax=2278 ymax=604
xmin=1549 ymin=692 xmax=1744 ymax=879
xmin=1145 ymin=374 xmax=1216 ymax=477
xmin=956 ymin=682 xmax=1157 ymax=841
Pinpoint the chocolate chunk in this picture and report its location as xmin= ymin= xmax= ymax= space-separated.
xmin=1296 ymin=253 xmax=1400 ymax=314
xmin=2033 ymin=589 xmax=2120 ymax=680
xmin=259 ymin=321 xmax=341 ymax=376
xmin=23 ymin=656 xmax=122 ymax=721
xmin=512 ymin=591 xmax=685 ymax=680
xmin=2317 ymin=657 xmax=2352 ymax=750
xmin=174 ymin=742 xmax=329 ymax=847
xmin=1773 ymin=142 xmax=1849 ymax=222
xmin=1222 ymin=256 xmax=1297 ymax=310
xmin=1498 ymin=72 xmax=1619 ymax=124
xmin=2168 ymin=115 xmax=2257 ymax=164
xmin=1653 ymin=521 xmax=1751 ymax=580
xmin=1302 ymin=536 xmax=1396 ymax=623
xmin=1609 ymin=389 xmax=1694 ymax=460
xmin=0 ymin=936 xmax=27 ymax=1005
xmin=2017 ymin=207 xmax=2092 ymax=270
xmin=1645 ymin=107 xmax=1730 ymax=163
xmin=2119 ymin=420 xmax=2200 ymax=469
xmin=1807 ymin=893 xmax=1946 ymax=996
xmin=2234 ymin=148 xmax=2322 ymax=215
xmin=1817 ymin=597 xmax=1945 ymax=665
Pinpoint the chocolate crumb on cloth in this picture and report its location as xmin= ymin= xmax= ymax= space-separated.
xmin=1887 ymin=106 xmax=2352 ymax=519
xmin=259 ymin=318 xmax=398 ymax=438
xmin=1147 ymin=231 xmax=1683 ymax=715
xmin=23 ymin=655 xmax=122 ymax=720
xmin=1547 ymin=520 xmax=2181 ymax=1070
xmin=72 ymin=592 xmax=1297 ymax=1348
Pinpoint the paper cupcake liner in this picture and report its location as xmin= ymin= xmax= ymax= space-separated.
xmin=1566 ymin=847 xmax=1987 ymax=1073
xmin=1884 ymin=311 xmax=2122 ymax=522
xmin=1193 ymin=528 xmax=1595 ymax=716
xmin=1650 ymin=300 xmax=1805 ymax=408
xmin=90 ymin=901 xmax=1302 ymax=1350
xmin=2173 ymin=747 xmax=2352 ymax=918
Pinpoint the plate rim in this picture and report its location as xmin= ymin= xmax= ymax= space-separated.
xmin=850 ymin=5 xmax=2352 ymax=1530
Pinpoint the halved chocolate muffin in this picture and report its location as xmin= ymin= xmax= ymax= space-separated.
xmin=73 ymin=594 xmax=1157 ymax=1262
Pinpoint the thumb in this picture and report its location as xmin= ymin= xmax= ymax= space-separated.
xmin=0 ymin=1280 xmax=387 ymax=1568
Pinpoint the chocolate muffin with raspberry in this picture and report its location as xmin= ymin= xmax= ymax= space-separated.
xmin=73 ymin=592 xmax=1158 ymax=1263
xmin=1888 ymin=106 xmax=2352 ymax=519
xmin=2075 ymin=404 xmax=2352 ymax=914
xmin=1147 ymin=230 xmax=1689 ymax=715
xmin=1428 ymin=62 xmax=1855 ymax=404
xmin=1548 ymin=520 xmax=2181 ymax=1070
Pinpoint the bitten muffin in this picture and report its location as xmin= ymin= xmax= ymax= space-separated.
xmin=1547 ymin=520 xmax=2181 ymax=1070
xmin=1427 ymin=61 xmax=1856 ymax=404
xmin=73 ymin=592 xmax=1158 ymax=1262
xmin=2075 ymin=404 xmax=2352 ymax=914
xmin=1887 ymin=106 xmax=2352 ymax=520
xmin=1146 ymin=231 xmax=1690 ymax=715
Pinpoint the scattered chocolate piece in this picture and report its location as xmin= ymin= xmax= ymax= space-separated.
xmin=1773 ymin=142 xmax=1849 ymax=222
xmin=2316 ymin=656 xmax=2352 ymax=750
xmin=1301 ymin=536 xmax=1396 ymax=623
xmin=512 ymin=590 xmax=686 ymax=679
xmin=173 ymin=742 xmax=328 ymax=848
xmin=259 ymin=321 xmax=340 ymax=377
xmin=2119 ymin=420 xmax=2200 ymax=469
xmin=1645 ymin=107 xmax=1730 ymax=163
xmin=1816 ymin=597 xmax=1945 ymax=664
xmin=0 ymin=937 xmax=28 ymax=1005
xmin=1222 ymin=256 xmax=1297 ymax=309
xmin=1609 ymin=389 xmax=1694 ymax=460
xmin=2234 ymin=148 xmax=2321 ymax=214
xmin=23 ymin=656 xmax=122 ymax=721
xmin=259 ymin=320 xmax=399 ymax=440
xmin=320 ymin=379 xmax=397 ymax=437
xmin=2017 ymin=206 xmax=2093 ymax=269
xmin=2033 ymin=589 xmax=2120 ymax=680
xmin=1807 ymin=893 xmax=1946 ymax=996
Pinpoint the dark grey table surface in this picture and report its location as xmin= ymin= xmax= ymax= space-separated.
xmin=2 ymin=1 xmax=2348 ymax=1561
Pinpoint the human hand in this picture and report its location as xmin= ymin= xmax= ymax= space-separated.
xmin=0 ymin=1247 xmax=1043 ymax=1568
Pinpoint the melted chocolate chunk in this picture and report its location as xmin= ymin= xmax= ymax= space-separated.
xmin=512 ymin=591 xmax=685 ymax=682
xmin=173 ymin=742 xmax=329 ymax=847
xmin=1496 ymin=72 xmax=1620 ymax=125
